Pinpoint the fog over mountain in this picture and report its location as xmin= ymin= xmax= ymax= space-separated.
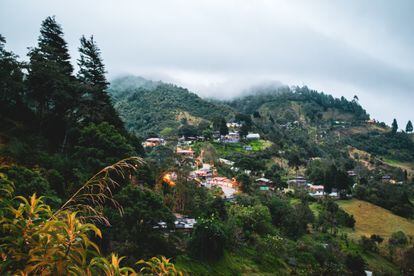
xmin=1 ymin=0 xmax=413 ymax=126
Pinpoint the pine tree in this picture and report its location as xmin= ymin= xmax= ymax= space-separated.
xmin=27 ymin=17 xmax=77 ymax=117
xmin=27 ymin=16 xmax=79 ymax=148
xmin=77 ymin=35 xmax=123 ymax=129
xmin=406 ymin=120 xmax=413 ymax=133
xmin=391 ymin=119 xmax=398 ymax=134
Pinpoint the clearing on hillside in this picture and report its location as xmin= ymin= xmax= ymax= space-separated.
xmin=338 ymin=199 xmax=414 ymax=240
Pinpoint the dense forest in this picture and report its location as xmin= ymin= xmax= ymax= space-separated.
xmin=1 ymin=16 xmax=414 ymax=275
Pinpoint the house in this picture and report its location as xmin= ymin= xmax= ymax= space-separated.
xmin=143 ymin=137 xmax=165 ymax=147
xmin=246 ymin=133 xmax=260 ymax=140
xmin=222 ymin=132 xmax=240 ymax=143
xmin=226 ymin=122 xmax=242 ymax=128
xmin=381 ymin=175 xmax=391 ymax=183
xmin=287 ymin=176 xmax=307 ymax=189
xmin=173 ymin=214 xmax=196 ymax=231
xmin=176 ymin=148 xmax=194 ymax=158
xmin=347 ymin=170 xmax=357 ymax=177
xmin=308 ymin=184 xmax=325 ymax=197
xmin=206 ymin=176 xmax=238 ymax=198
xmin=219 ymin=158 xmax=235 ymax=166
xmin=244 ymin=145 xmax=253 ymax=151
xmin=255 ymin=178 xmax=273 ymax=191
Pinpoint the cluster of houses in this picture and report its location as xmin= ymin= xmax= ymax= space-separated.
xmin=285 ymin=176 xmax=339 ymax=198
xmin=154 ymin=213 xmax=197 ymax=231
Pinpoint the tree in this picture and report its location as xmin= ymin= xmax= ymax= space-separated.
xmin=219 ymin=118 xmax=229 ymax=136
xmin=0 ymin=34 xmax=26 ymax=118
xmin=189 ymin=216 xmax=226 ymax=261
xmin=406 ymin=120 xmax=413 ymax=133
xmin=106 ymin=185 xmax=175 ymax=259
xmin=239 ymin=123 xmax=249 ymax=138
xmin=27 ymin=16 xmax=78 ymax=147
xmin=345 ymin=253 xmax=365 ymax=276
xmin=236 ymin=173 xmax=252 ymax=193
xmin=391 ymin=118 xmax=398 ymax=134
xmin=77 ymin=35 xmax=123 ymax=129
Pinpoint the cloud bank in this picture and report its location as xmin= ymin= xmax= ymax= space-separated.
xmin=1 ymin=0 xmax=413 ymax=125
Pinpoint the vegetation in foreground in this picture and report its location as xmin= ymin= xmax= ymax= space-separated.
xmin=1 ymin=15 xmax=414 ymax=275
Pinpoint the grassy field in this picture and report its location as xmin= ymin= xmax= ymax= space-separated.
xmin=337 ymin=199 xmax=414 ymax=240
xmin=175 ymin=249 xmax=289 ymax=275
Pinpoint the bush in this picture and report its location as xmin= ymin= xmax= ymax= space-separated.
xmin=189 ymin=216 xmax=227 ymax=261
xmin=345 ymin=253 xmax=366 ymax=276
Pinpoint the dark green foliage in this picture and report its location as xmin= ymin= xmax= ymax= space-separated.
xmin=354 ymin=182 xmax=414 ymax=218
xmin=388 ymin=231 xmax=408 ymax=248
xmin=317 ymin=200 xmax=355 ymax=235
xmin=72 ymin=122 xmax=136 ymax=173
xmin=218 ymin=118 xmax=229 ymax=136
xmin=406 ymin=120 xmax=413 ymax=133
xmin=345 ymin=253 xmax=366 ymax=275
xmin=228 ymin=203 xmax=273 ymax=240
xmin=106 ymin=185 xmax=175 ymax=260
xmin=402 ymin=246 xmax=414 ymax=275
xmin=236 ymin=173 xmax=252 ymax=193
xmin=110 ymin=77 xmax=233 ymax=135
xmin=77 ymin=35 xmax=123 ymax=129
xmin=229 ymin=86 xmax=368 ymax=121
xmin=0 ymin=165 xmax=59 ymax=206
xmin=264 ymin=196 xmax=313 ymax=238
xmin=189 ymin=216 xmax=227 ymax=261
xmin=0 ymin=35 xmax=27 ymax=120
xmin=306 ymin=159 xmax=352 ymax=192
xmin=27 ymin=16 xmax=78 ymax=146
xmin=391 ymin=118 xmax=398 ymax=134
xmin=359 ymin=236 xmax=378 ymax=252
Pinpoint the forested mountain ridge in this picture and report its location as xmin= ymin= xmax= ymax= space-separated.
xmin=109 ymin=76 xmax=234 ymax=136
xmin=2 ymin=15 xmax=414 ymax=275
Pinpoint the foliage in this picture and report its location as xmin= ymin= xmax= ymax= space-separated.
xmin=353 ymin=182 xmax=414 ymax=218
xmin=106 ymin=185 xmax=175 ymax=260
xmin=110 ymin=77 xmax=233 ymax=135
xmin=188 ymin=216 xmax=227 ymax=261
xmin=345 ymin=253 xmax=366 ymax=276
xmin=227 ymin=203 xmax=273 ymax=240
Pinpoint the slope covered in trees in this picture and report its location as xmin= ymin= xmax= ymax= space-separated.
xmin=2 ymin=15 xmax=414 ymax=276
xmin=109 ymin=76 xmax=234 ymax=136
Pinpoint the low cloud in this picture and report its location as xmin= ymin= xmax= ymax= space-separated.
xmin=1 ymin=0 xmax=413 ymax=125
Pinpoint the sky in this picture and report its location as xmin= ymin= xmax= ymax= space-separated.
xmin=1 ymin=0 xmax=413 ymax=127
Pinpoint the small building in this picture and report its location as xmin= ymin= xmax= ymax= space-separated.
xmin=244 ymin=145 xmax=253 ymax=151
xmin=174 ymin=214 xmax=196 ymax=231
xmin=255 ymin=178 xmax=273 ymax=191
xmin=246 ymin=133 xmax=260 ymax=140
xmin=143 ymin=137 xmax=165 ymax=147
xmin=219 ymin=158 xmax=235 ymax=166
xmin=382 ymin=175 xmax=391 ymax=183
xmin=222 ymin=132 xmax=240 ymax=143
xmin=176 ymin=148 xmax=194 ymax=158
xmin=226 ymin=122 xmax=242 ymax=128
xmin=308 ymin=184 xmax=325 ymax=197
xmin=347 ymin=170 xmax=357 ymax=177
xmin=287 ymin=176 xmax=307 ymax=189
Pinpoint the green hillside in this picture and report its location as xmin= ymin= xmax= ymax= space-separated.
xmin=110 ymin=76 xmax=234 ymax=136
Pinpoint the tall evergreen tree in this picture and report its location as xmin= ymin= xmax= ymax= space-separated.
xmin=27 ymin=16 xmax=79 ymax=148
xmin=406 ymin=120 xmax=413 ymax=133
xmin=77 ymin=35 xmax=123 ymax=129
xmin=0 ymin=34 xmax=26 ymax=118
xmin=391 ymin=119 xmax=398 ymax=134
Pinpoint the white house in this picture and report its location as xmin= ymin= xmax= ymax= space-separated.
xmin=246 ymin=133 xmax=260 ymax=140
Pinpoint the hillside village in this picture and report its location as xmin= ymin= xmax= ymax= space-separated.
xmin=1 ymin=15 xmax=414 ymax=275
